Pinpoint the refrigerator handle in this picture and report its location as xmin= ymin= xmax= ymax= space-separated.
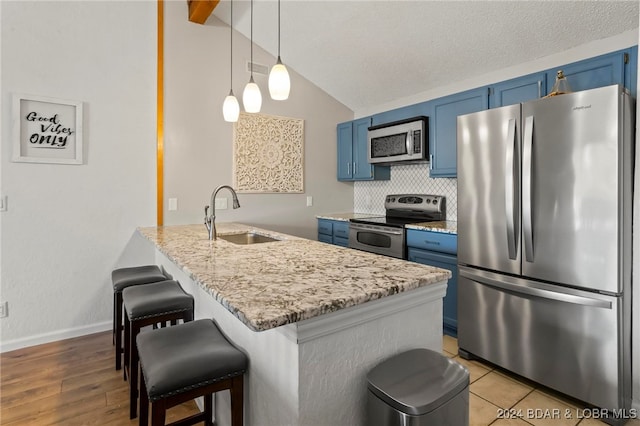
xmin=505 ymin=118 xmax=518 ymax=260
xmin=459 ymin=266 xmax=612 ymax=309
xmin=523 ymin=115 xmax=534 ymax=262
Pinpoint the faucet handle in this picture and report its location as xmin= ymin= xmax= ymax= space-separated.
xmin=204 ymin=205 xmax=209 ymax=221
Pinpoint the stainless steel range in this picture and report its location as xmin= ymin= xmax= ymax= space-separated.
xmin=349 ymin=194 xmax=446 ymax=259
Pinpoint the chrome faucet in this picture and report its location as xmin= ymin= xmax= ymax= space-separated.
xmin=204 ymin=185 xmax=241 ymax=240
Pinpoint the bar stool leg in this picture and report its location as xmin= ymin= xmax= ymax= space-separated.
xmin=204 ymin=393 xmax=214 ymax=426
xmin=114 ymin=292 xmax=124 ymax=370
xmin=139 ymin=373 xmax=149 ymax=426
xmin=123 ymin=312 xmax=130 ymax=381
xmin=151 ymin=400 xmax=167 ymax=426
xmin=130 ymin=321 xmax=142 ymax=419
xmin=231 ymin=376 xmax=244 ymax=426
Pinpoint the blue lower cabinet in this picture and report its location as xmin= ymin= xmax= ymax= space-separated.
xmin=318 ymin=219 xmax=350 ymax=247
xmin=406 ymin=229 xmax=458 ymax=337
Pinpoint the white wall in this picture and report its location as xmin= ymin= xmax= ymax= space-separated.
xmin=163 ymin=1 xmax=354 ymax=239
xmin=0 ymin=0 xmax=354 ymax=350
xmin=0 ymin=1 xmax=157 ymax=349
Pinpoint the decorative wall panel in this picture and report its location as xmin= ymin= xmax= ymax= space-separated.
xmin=233 ymin=112 xmax=304 ymax=193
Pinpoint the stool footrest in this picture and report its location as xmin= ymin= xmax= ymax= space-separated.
xmin=164 ymin=412 xmax=207 ymax=426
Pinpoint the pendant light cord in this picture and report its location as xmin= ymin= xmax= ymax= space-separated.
xmin=230 ymin=0 xmax=233 ymax=89
xmin=277 ymin=0 xmax=281 ymax=58
xmin=250 ymin=0 xmax=254 ymax=79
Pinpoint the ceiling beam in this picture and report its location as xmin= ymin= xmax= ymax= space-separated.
xmin=188 ymin=0 xmax=219 ymax=24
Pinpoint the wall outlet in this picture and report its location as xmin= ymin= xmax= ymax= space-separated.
xmin=168 ymin=198 xmax=178 ymax=211
xmin=215 ymin=198 xmax=228 ymax=210
xmin=0 ymin=195 xmax=7 ymax=212
xmin=0 ymin=301 xmax=8 ymax=318
xmin=306 ymin=196 xmax=313 ymax=207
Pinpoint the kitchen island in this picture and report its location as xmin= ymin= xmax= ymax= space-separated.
xmin=134 ymin=223 xmax=450 ymax=426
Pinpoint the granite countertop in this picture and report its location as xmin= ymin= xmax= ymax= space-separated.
xmin=137 ymin=223 xmax=451 ymax=332
xmin=405 ymin=221 xmax=458 ymax=234
xmin=316 ymin=212 xmax=382 ymax=222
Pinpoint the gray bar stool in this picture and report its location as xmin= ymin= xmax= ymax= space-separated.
xmin=123 ymin=280 xmax=194 ymax=419
xmin=137 ymin=319 xmax=247 ymax=426
xmin=112 ymin=265 xmax=170 ymax=371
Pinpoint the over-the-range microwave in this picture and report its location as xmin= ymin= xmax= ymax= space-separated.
xmin=367 ymin=116 xmax=429 ymax=165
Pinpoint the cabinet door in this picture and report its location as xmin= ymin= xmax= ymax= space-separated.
xmin=371 ymin=102 xmax=430 ymax=126
xmin=352 ymin=117 xmax=373 ymax=180
xmin=624 ymin=46 xmax=637 ymax=98
xmin=490 ymin=73 xmax=546 ymax=108
xmin=546 ymin=51 xmax=625 ymax=94
xmin=336 ymin=122 xmax=353 ymax=180
xmin=407 ymin=248 xmax=458 ymax=337
xmin=430 ymin=88 xmax=489 ymax=177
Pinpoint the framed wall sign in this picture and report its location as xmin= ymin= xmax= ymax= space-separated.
xmin=12 ymin=93 xmax=83 ymax=165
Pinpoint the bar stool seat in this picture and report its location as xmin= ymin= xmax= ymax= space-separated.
xmin=112 ymin=265 xmax=169 ymax=371
xmin=137 ymin=319 xmax=247 ymax=426
xmin=123 ymin=280 xmax=194 ymax=419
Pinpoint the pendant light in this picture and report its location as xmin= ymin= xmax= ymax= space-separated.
xmin=268 ymin=0 xmax=290 ymax=100
xmin=242 ymin=0 xmax=262 ymax=113
xmin=222 ymin=0 xmax=240 ymax=122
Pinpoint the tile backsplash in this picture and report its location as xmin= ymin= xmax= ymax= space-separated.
xmin=353 ymin=163 xmax=457 ymax=221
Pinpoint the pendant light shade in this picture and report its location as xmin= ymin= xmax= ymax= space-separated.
xmin=223 ymin=90 xmax=240 ymax=122
xmin=222 ymin=0 xmax=239 ymax=122
xmin=243 ymin=0 xmax=261 ymax=113
xmin=243 ymin=76 xmax=262 ymax=113
xmin=269 ymin=0 xmax=290 ymax=100
xmin=269 ymin=57 xmax=290 ymax=100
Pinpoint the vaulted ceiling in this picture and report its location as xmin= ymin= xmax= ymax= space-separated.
xmin=192 ymin=1 xmax=639 ymax=112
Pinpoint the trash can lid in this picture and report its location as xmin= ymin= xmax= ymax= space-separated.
xmin=367 ymin=348 xmax=469 ymax=416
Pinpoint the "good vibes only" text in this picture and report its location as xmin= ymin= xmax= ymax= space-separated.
xmin=26 ymin=111 xmax=74 ymax=148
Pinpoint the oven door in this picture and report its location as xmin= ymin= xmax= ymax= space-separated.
xmin=348 ymin=223 xmax=405 ymax=259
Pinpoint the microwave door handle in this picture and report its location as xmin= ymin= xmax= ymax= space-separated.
xmin=406 ymin=131 xmax=412 ymax=155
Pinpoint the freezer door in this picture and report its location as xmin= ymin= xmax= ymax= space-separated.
xmin=457 ymin=104 xmax=521 ymax=274
xmin=521 ymin=85 xmax=632 ymax=293
xmin=457 ymin=266 xmax=626 ymax=411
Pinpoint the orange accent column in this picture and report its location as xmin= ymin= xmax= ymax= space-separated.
xmin=157 ymin=0 xmax=164 ymax=226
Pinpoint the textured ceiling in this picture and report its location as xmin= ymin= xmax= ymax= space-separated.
xmin=212 ymin=1 xmax=639 ymax=111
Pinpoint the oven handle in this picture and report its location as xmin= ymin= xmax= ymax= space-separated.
xmin=349 ymin=223 xmax=404 ymax=235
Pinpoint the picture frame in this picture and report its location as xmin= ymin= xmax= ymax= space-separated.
xmin=12 ymin=93 xmax=83 ymax=165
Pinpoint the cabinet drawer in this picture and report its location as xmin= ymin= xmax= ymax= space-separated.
xmin=406 ymin=230 xmax=457 ymax=254
xmin=318 ymin=219 xmax=333 ymax=236
xmin=333 ymin=236 xmax=349 ymax=247
xmin=333 ymin=222 xmax=349 ymax=239
xmin=318 ymin=233 xmax=333 ymax=244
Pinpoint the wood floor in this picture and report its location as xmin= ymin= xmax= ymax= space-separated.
xmin=1 ymin=331 xmax=199 ymax=425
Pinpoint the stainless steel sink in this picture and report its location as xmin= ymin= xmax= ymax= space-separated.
xmin=218 ymin=232 xmax=280 ymax=245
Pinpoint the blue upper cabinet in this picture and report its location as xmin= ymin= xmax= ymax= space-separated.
xmin=490 ymin=72 xmax=547 ymax=108
xmin=626 ymin=46 xmax=637 ymax=97
xmin=336 ymin=117 xmax=390 ymax=181
xmin=371 ymin=102 xmax=430 ymax=126
xmin=430 ymin=87 xmax=489 ymax=177
xmin=337 ymin=122 xmax=354 ymax=180
xmin=546 ymin=49 xmax=626 ymax=95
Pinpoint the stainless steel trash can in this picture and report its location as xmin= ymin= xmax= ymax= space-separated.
xmin=366 ymin=348 xmax=470 ymax=426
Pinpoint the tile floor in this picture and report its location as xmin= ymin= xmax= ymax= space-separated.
xmin=443 ymin=335 xmax=640 ymax=426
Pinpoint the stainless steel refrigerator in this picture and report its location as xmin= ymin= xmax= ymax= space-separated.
xmin=456 ymin=84 xmax=634 ymax=415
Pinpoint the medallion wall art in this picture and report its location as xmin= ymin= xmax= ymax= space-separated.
xmin=233 ymin=112 xmax=304 ymax=193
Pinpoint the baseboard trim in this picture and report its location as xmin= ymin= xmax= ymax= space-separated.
xmin=0 ymin=321 xmax=112 ymax=353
